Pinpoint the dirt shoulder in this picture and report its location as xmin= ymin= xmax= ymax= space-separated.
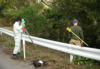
xmin=0 ymin=32 xmax=79 ymax=69
xmin=0 ymin=27 xmax=100 ymax=69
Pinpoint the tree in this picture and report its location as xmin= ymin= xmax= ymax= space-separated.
xmin=45 ymin=0 xmax=100 ymax=48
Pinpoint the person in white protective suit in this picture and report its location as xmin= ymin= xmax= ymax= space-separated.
xmin=12 ymin=17 xmax=23 ymax=59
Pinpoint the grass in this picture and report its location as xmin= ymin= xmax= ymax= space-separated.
xmin=7 ymin=41 xmax=14 ymax=46
xmin=0 ymin=38 xmax=6 ymax=42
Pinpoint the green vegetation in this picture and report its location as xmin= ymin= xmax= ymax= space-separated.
xmin=45 ymin=0 xmax=100 ymax=48
xmin=1 ymin=0 xmax=100 ymax=49
xmin=7 ymin=41 xmax=14 ymax=49
xmin=58 ymin=63 xmax=62 ymax=69
xmin=73 ymin=55 xmax=100 ymax=68
xmin=20 ymin=6 xmax=47 ymax=35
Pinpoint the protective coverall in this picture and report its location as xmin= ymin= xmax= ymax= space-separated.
xmin=13 ymin=21 xmax=23 ymax=54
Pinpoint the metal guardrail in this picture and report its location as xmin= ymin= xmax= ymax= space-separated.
xmin=0 ymin=28 xmax=100 ymax=62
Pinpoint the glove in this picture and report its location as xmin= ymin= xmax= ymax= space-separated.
xmin=22 ymin=19 xmax=25 ymax=27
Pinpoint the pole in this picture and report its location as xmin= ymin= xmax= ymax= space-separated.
xmin=23 ymin=30 xmax=26 ymax=61
xmin=25 ymin=29 xmax=38 ymax=50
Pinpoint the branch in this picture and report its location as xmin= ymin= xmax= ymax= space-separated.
xmin=41 ymin=0 xmax=51 ymax=7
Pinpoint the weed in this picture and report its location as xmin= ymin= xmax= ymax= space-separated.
xmin=58 ymin=63 xmax=62 ymax=69
xmin=19 ymin=50 xmax=29 ymax=58
xmin=32 ymin=50 xmax=34 ymax=52
xmin=19 ymin=53 xmax=23 ymax=58
xmin=11 ymin=46 xmax=14 ymax=50
xmin=7 ymin=41 xmax=14 ymax=46
xmin=18 ymin=50 xmax=29 ymax=58
xmin=25 ymin=50 xmax=29 ymax=56
xmin=46 ymin=58 xmax=55 ymax=62
xmin=0 ymin=39 xmax=6 ymax=42
xmin=73 ymin=55 xmax=100 ymax=69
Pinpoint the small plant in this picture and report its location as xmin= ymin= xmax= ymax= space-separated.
xmin=73 ymin=55 xmax=100 ymax=68
xmin=6 ymin=41 xmax=15 ymax=50
xmin=7 ymin=41 xmax=14 ymax=46
xmin=19 ymin=53 xmax=23 ymax=58
xmin=1 ymin=39 xmax=6 ymax=42
xmin=25 ymin=50 xmax=29 ymax=56
xmin=46 ymin=58 xmax=54 ymax=62
xmin=11 ymin=46 xmax=14 ymax=50
xmin=58 ymin=63 xmax=62 ymax=69
xmin=19 ymin=51 xmax=29 ymax=58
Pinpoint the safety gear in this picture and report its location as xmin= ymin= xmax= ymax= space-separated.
xmin=12 ymin=54 xmax=19 ymax=59
xmin=13 ymin=21 xmax=23 ymax=54
xmin=73 ymin=19 xmax=78 ymax=23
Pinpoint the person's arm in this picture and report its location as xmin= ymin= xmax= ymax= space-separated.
xmin=14 ymin=22 xmax=23 ymax=31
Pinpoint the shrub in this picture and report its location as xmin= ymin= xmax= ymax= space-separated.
xmin=20 ymin=7 xmax=47 ymax=36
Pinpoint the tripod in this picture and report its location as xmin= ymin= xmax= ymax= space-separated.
xmin=22 ymin=27 xmax=38 ymax=61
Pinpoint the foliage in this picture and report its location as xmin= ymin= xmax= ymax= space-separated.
xmin=73 ymin=55 xmax=100 ymax=68
xmin=0 ymin=0 xmax=100 ymax=48
xmin=44 ymin=0 xmax=100 ymax=48
xmin=0 ymin=0 xmax=11 ymax=17
xmin=20 ymin=7 xmax=47 ymax=36
xmin=2 ymin=7 xmax=24 ymax=22
xmin=7 ymin=41 xmax=14 ymax=46
xmin=1 ymin=0 xmax=45 ymax=25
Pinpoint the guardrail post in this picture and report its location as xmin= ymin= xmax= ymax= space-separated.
xmin=69 ymin=45 xmax=74 ymax=63
xmin=0 ymin=31 xmax=2 ymax=35
xmin=70 ymin=54 xmax=73 ymax=63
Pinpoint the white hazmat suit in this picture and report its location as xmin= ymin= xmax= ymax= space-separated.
xmin=13 ymin=21 xmax=23 ymax=54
